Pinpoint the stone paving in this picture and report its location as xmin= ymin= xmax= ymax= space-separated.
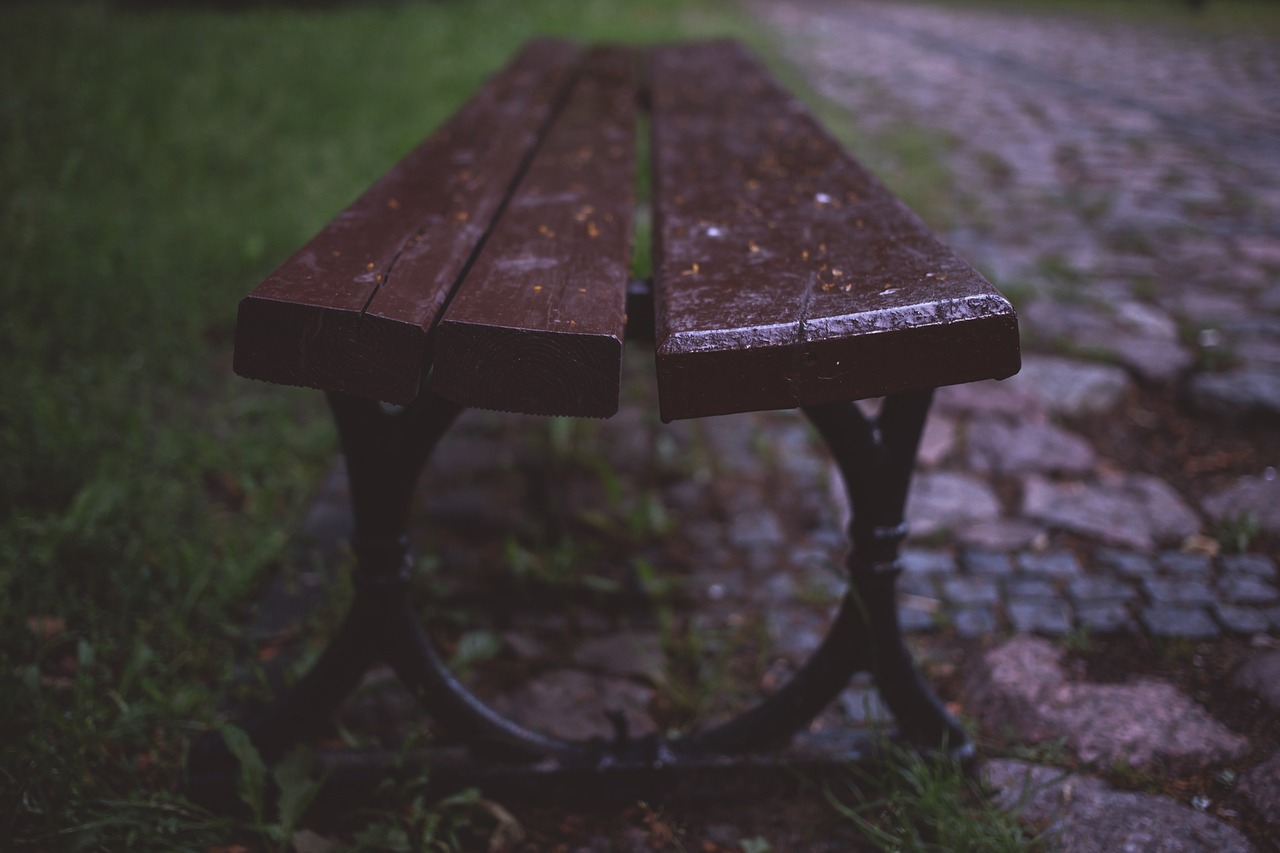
xmin=739 ymin=2 xmax=1280 ymax=848
xmin=747 ymin=0 xmax=1280 ymax=642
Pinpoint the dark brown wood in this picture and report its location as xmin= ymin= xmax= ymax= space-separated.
xmin=432 ymin=46 xmax=637 ymax=418
xmin=233 ymin=39 xmax=580 ymax=404
xmin=649 ymin=41 xmax=1020 ymax=422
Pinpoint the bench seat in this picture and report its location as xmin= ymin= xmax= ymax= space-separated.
xmin=233 ymin=39 xmax=1019 ymax=421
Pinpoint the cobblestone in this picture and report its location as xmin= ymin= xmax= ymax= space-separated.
xmin=1204 ymin=475 xmax=1280 ymax=534
xmin=1076 ymin=601 xmax=1134 ymax=634
xmin=1234 ymin=650 xmax=1280 ymax=712
xmin=897 ymin=606 xmax=940 ymax=633
xmin=986 ymin=760 xmax=1255 ymax=853
xmin=1217 ymin=574 xmax=1279 ymax=605
xmin=1004 ymin=356 xmax=1131 ymax=416
xmin=1158 ymin=552 xmax=1214 ymax=577
xmin=1022 ymin=474 xmax=1201 ymax=551
xmin=1006 ymin=578 xmax=1057 ymax=599
xmin=1008 ymin=599 xmax=1074 ymax=636
xmin=1189 ymin=368 xmax=1280 ymax=420
xmin=967 ymin=417 xmax=1097 ymax=475
xmin=952 ymin=607 xmax=998 ymax=638
xmin=1094 ymin=548 xmax=1157 ymax=579
xmin=1068 ymin=577 xmax=1136 ymax=604
xmin=1214 ymin=604 xmax=1273 ymax=635
xmin=899 ymin=548 xmax=956 ymax=575
xmin=955 ymin=519 xmax=1046 ymax=551
xmin=1144 ymin=578 xmax=1217 ymax=607
xmin=1240 ymin=751 xmax=1280 ymax=834
xmin=960 ymin=549 xmax=1013 ymax=577
xmin=905 ymin=471 xmax=1003 ymax=536
xmin=1017 ymin=550 xmax=1083 ymax=579
xmin=1141 ymin=606 xmax=1221 ymax=639
xmin=1221 ymin=553 xmax=1278 ymax=579
xmin=942 ymin=576 xmax=1001 ymax=606
xmin=897 ymin=573 xmax=938 ymax=599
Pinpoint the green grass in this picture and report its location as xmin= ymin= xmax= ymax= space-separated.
xmin=0 ymin=0 xmax=758 ymax=847
xmin=824 ymin=744 xmax=1041 ymax=852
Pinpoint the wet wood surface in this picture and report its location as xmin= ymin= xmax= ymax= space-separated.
xmin=649 ymin=41 xmax=1020 ymax=421
xmin=431 ymin=46 xmax=637 ymax=418
xmin=233 ymin=39 xmax=580 ymax=403
xmin=233 ymin=38 xmax=1020 ymax=421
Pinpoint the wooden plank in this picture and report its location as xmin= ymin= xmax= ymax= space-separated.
xmin=233 ymin=39 xmax=580 ymax=404
xmin=432 ymin=46 xmax=637 ymax=418
xmin=649 ymin=41 xmax=1020 ymax=421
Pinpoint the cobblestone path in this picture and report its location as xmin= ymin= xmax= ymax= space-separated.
xmin=749 ymin=0 xmax=1280 ymax=641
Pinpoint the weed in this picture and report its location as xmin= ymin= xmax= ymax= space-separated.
xmin=1105 ymin=754 xmax=1163 ymax=793
xmin=1154 ymin=636 xmax=1198 ymax=667
xmin=823 ymin=741 xmax=1040 ymax=851
xmin=1197 ymin=342 xmax=1242 ymax=374
xmin=504 ymin=534 xmax=600 ymax=589
xmin=1003 ymin=737 xmax=1073 ymax=768
xmin=796 ymin=572 xmax=844 ymax=608
xmin=449 ymin=629 xmax=505 ymax=681
xmin=652 ymin=608 xmax=772 ymax=730
xmin=637 ymin=801 xmax=690 ymax=852
xmin=348 ymin=732 xmax=526 ymax=851
xmin=1063 ymin=624 xmax=1093 ymax=655
xmin=632 ymin=556 xmax=681 ymax=602
xmin=1214 ymin=511 xmax=1261 ymax=554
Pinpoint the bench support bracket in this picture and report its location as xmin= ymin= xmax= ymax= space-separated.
xmin=190 ymin=385 xmax=970 ymax=805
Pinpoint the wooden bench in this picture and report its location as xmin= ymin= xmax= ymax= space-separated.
xmin=200 ymin=38 xmax=1020 ymax=797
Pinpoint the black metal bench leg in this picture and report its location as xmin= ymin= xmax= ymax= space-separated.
xmin=681 ymin=393 xmax=968 ymax=759
xmin=192 ymin=384 xmax=968 ymax=805
xmin=331 ymin=391 xmax=588 ymax=761
xmin=805 ymin=391 xmax=970 ymax=757
xmin=383 ymin=593 xmax=579 ymax=762
xmin=189 ymin=389 xmax=462 ymax=774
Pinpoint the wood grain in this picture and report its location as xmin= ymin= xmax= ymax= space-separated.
xmin=233 ymin=39 xmax=580 ymax=403
xmin=649 ymin=41 xmax=1020 ymax=421
xmin=432 ymin=46 xmax=637 ymax=418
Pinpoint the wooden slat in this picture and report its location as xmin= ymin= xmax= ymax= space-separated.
xmin=649 ymin=41 xmax=1020 ymax=421
xmin=233 ymin=39 xmax=580 ymax=404
xmin=432 ymin=46 xmax=637 ymax=418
